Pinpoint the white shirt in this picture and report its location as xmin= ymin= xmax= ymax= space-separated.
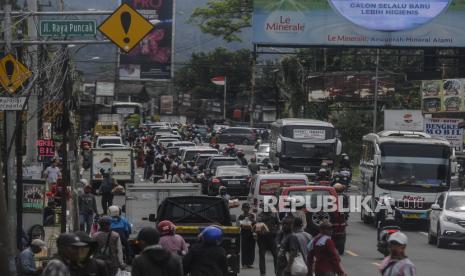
xmin=44 ymin=166 xmax=61 ymax=183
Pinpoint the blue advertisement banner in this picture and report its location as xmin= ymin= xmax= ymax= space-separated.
xmin=119 ymin=0 xmax=173 ymax=80
xmin=253 ymin=0 xmax=465 ymax=47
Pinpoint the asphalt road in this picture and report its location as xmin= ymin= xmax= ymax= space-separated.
xmin=87 ymin=144 xmax=465 ymax=276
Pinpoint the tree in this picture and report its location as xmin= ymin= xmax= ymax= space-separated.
xmin=190 ymin=0 xmax=253 ymax=42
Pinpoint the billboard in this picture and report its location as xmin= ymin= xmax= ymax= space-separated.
xmin=119 ymin=0 xmax=173 ymax=80
xmin=422 ymin=79 xmax=465 ymax=113
xmin=424 ymin=118 xmax=464 ymax=151
xmin=384 ymin=110 xmax=424 ymax=131
xmin=252 ymin=0 xmax=465 ymax=47
xmin=160 ymin=95 xmax=174 ymax=114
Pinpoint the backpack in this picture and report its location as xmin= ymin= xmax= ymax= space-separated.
xmin=93 ymin=233 xmax=114 ymax=272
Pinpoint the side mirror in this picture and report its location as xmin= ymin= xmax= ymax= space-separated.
xmin=148 ymin=214 xmax=157 ymax=222
xmin=374 ymin=154 xmax=381 ymax=166
xmin=431 ymin=204 xmax=442 ymax=211
xmin=336 ymin=139 xmax=342 ymax=156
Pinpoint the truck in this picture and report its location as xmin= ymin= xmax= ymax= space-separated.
xmin=269 ymin=118 xmax=342 ymax=174
xmin=91 ymin=148 xmax=134 ymax=187
xmin=124 ymin=182 xmax=202 ymax=238
xmin=154 ymin=195 xmax=241 ymax=276
xmin=95 ymin=114 xmax=124 ymax=136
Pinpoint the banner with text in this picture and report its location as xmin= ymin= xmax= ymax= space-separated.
xmin=253 ymin=0 xmax=465 ymax=47
xmin=424 ymin=118 xmax=463 ymax=151
xmin=422 ymin=79 xmax=465 ymax=113
xmin=384 ymin=110 xmax=424 ymax=131
xmin=119 ymin=0 xmax=173 ymax=80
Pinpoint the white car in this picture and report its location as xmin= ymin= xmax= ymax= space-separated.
xmin=95 ymin=136 xmax=123 ymax=148
xmin=255 ymin=143 xmax=270 ymax=165
xmin=428 ymin=191 xmax=465 ymax=248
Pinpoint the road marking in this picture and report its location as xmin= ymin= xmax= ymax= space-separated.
xmin=345 ymin=250 xmax=358 ymax=257
xmin=372 ymin=262 xmax=380 ymax=267
xmin=419 ymin=232 xmax=428 ymax=236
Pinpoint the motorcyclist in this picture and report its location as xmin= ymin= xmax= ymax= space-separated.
xmin=237 ymin=150 xmax=248 ymax=166
xmin=108 ymin=205 xmax=132 ymax=264
xmin=218 ymin=186 xmax=231 ymax=201
xmin=248 ymin=157 xmax=260 ymax=175
xmin=340 ymin=153 xmax=351 ymax=170
xmin=317 ymin=168 xmax=329 ymax=182
xmin=334 ymin=183 xmax=349 ymax=220
xmin=224 ymin=143 xmax=237 ymax=157
xmin=320 ymin=161 xmax=331 ymax=175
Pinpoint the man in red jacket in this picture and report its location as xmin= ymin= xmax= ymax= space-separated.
xmin=307 ymin=221 xmax=347 ymax=276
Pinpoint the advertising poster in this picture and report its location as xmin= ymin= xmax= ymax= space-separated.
xmin=253 ymin=0 xmax=465 ymax=48
xmin=160 ymin=95 xmax=174 ymax=114
xmin=424 ymin=118 xmax=464 ymax=151
xmin=384 ymin=110 xmax=424 ymax=131
xmin=92 ymin=151 xmax=113 ymax=180
xmin=119 ymin=0 xmax=173 ymax=80
xmin=23 ymin=180 xmax=46 ymax=212
xmin=111 ymin=150 xmax=133 ymax=181
xmin=422 ymin=79 xmax=465 ymax=113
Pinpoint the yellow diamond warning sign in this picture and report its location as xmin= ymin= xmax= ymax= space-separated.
xmin=0 ymin=54 xmax=32 ymax=93
xmin=99 ymin=3 xmax=154 ymax=53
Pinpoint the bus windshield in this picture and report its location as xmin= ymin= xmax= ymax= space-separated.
xmin=378 ymin=143 xmax=450 ymax=190
xmin=284 ymin=141 xmax=334 ymax=158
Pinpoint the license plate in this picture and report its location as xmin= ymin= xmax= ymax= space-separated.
xmin=402 ymin=213 xmax=423 ymax=219
xmin=228 ymin=180 xmax=241 ymax=185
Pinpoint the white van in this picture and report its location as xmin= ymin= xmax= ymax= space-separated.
xmin=247 ymin=173 xmax=309 ymax=210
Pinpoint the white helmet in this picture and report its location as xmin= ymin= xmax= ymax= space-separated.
xmin=108 ymin=205 xmax=120 ymax=217
xmin=80 ymin=179 xmax=88 ymax=186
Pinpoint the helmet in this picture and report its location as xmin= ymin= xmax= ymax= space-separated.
xmin=319 ymin=168 xmax=327 ymax=175
xmin=108 ymin=205 xmax=120 ymax=217
xmin=98 ymin=216 xmax=112 ymax=229
xmin=333 ymin=183 xmax=345 ymax=193
xmin=157 ymin=220 xmax=176 ymax=236
xmin=200 ymin=226 xmax=223 ymax=245
xmin=321 ymin=162 xmax=328 ymax=168
xmin=219 ymin=186 xmax=227 ymax=195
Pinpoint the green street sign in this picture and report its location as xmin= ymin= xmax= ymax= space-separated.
xmin=39 ymin=20 xmax=97 ymax=37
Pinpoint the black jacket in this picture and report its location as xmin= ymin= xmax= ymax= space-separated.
xmin=131 ymin=245 xmax=183 ymax=276
xmin=183 ymin=243 xmax=228 ymax=276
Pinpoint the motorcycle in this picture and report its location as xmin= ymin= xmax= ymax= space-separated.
xmin=376 ymin=198 xmax=400 ymax=256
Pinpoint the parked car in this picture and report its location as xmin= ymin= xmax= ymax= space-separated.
xmin=428 ymin=191 xmax=465 ymax=248
xmin=217 ymin=127 xmax=257 ymax=145
xmin=209 ymin=166 xmax=252 ymax=196
xmin=279 ymin=185 xmax=347 ymax=254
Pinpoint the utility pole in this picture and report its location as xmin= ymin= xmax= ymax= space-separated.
xmin=373 ymin=49 xmax=380 ymax=133
xmin=61 ymin=48 xmax=70 ymax=233
xmin=249 ymin=44 xmax=257 ymax=127
xmin=25 ymin=0 xmax=39 ymax=165
xmin=4 ymin=0 xmax=18 ymax=254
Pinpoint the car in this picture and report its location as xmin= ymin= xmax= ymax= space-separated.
xmin=217 ymin=127 xmax=257 ymax=145
xmin=209 ymin=166 xmax=252 ymax=196
xmin=155 ymin=133 xmax=181 ymax=140
xmin=95 ymin=136 xmax=123 ymax=148
xmin=179 ymin=146 xmax=220 ymax=164
xmin=255 ymin=143 xmax=270 ymax=165
xmin=279 ymin=185 xmax=347 ymax=255
xmin=157 ymin=138 xmax=180 ymax=148
xmin=166 ymin=141 xmax=196 ymax=156
xmin=205 ymin=156 xmax=242 ymax=174
xmin=194 ymin=154 xmax=220 ymax=171
xmin=247 ymin=173 xmax=309 ymax=211
xmin=428 ymin=191 xmax=465 ymax=248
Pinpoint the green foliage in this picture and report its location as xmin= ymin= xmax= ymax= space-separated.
xmin=190 ymin=0 xmax=253 ymax=42
xmin=125 ymin=114 xmax=140 ymax=128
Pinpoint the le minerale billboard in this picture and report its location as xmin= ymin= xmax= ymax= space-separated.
xmin=422 ymin=79 xmax=465 ymax=113
xmin=119 ymin=0 xmax=173 ymax=80
xmin=252 ymin=0 xmax=465 ymax=47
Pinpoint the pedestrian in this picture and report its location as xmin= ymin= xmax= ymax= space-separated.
xmin=157 ymin=220 xmax=188 ymax=256
xmin=100 ymin=170 xmax=114 ymax=215
xmin=43 ymin=160 xmax=61 ymax=188
xmin=276 ymin=216 xmax=299 ymax=276
xmin=293 ymin=217 xmax=312 ymax=260
xmin=144 ymin=146 xmax=155 ymax=180
xmin=18 ymin=239 xmax=46 ymax=276
xmin=108 ymin=205 xmax=132 ymax=264
xmin=74 ymin=231 xmax=109 ymax=276
xmin=183 ymin=226 xmax=228 ymax=276
xmin=307 ymin=221 xmax=347 ymax=276
xmin=41 ymin=233 xmax=89 ymax=276
xmin=248 ymin=157 xmax=260 ymax=175
xmin=254 ymin=205 xmax=280 ymax=276
xmin=43 ymin=200 xmax=56 ymax=226
xmin=171 ymin=167 xmax=184 ymax=183
xmin=78 ymin=185 xmax=98 ymax=233
xmin=131 ymin=227 xmax=183 ymax=276
xmin=153 ymin=158 xmax=165 ymax=183
xmin=379 ymin=232 xmax=416 ymax=276
xmin=237 ymin=203 xmax=256 ymax=269
xmin=92 ymin=216 xmax=124 ymax=276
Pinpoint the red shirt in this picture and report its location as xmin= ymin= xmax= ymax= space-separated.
xmin=307 ymin=234 xmax=344 ymax=274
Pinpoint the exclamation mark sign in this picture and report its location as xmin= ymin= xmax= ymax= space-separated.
xmin=5 ymin=60 xmax=15 ymax=88
xmin=121 ymin=11 xmax=131 ymax=49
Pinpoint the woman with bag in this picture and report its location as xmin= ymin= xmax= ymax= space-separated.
xmin=276 ymin=216 xmax=307 ymax=276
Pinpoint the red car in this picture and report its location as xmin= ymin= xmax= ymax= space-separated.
xmin=279 ymin=185 xmax=347 ymax=255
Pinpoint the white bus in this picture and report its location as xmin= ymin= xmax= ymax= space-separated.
xmin=111 ymin=102 xmax=144 ymax=123
xmin=360 ymin=131 xmax=456 ymax=224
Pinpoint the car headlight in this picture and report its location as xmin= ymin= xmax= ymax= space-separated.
xmin=444 ymin=216 xmax=460 ymax=224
